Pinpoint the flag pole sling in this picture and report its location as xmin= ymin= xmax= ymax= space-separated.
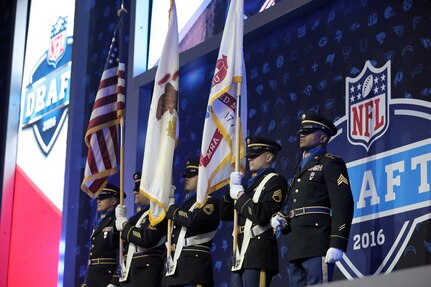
xmin=233 ymin=82 xmax=242 ymax=263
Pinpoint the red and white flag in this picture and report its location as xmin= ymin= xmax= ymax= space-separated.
xmin=197 ymin=0 xmax=247 ymax=206
xmin=81 ymin=14 xmax=126 ymax=197
xmin=140 ymin=1 xmax=179 ymax=225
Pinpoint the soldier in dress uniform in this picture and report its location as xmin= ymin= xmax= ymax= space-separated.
xmin=220 ymin=137 xmax=288 ymax=287
xmin=271 ymin=113 xmax=354 ymax=286
xmin=114 ymin=172 xmax=167 ymax=287
xmin=163 ymin=158 xmax=220 ymax=287
xmin=83 ymin=183 xmax=125 ymax=287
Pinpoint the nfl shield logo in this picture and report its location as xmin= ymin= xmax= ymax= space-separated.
xmin=345 ymin=60 xmax=391 ymax=151
xmin=22 ymin=15 xmax=72 ymax=156
xmin=47 ymin=16 xmax=68 ymax=68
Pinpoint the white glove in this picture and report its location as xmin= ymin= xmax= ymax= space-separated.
xmin=167 ymin=185 xmax=176 ymax=207
xmin=230 ymin=171 xmax=243 ymax=186
xmin=168 ymin=197 xmax=175 ymax=207
xmin=271 ymin=214 xmax=287 ymax=229
xmin=325 ymin=247 xmax=343 ymax=263
xmin=169 ymin=185 xmax=176 ymax=198
xmin=230 ymin=184 xmax=244 ymax=200
xmin=115 ymin=204 xmax=127 ymax=218
xmin=107 ymin=284 xmax=117 ymax=287
xmin=115 ymin=205 xmax=127 ymax=231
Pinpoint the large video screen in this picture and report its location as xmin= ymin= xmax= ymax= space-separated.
xmin=10 ymin=0 xmax=75 ymax=286
xmin=147 ymin=0 xmax=283 ymax=68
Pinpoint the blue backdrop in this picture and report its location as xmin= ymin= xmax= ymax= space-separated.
xmin=68 ymin=0 xmax=431 ymax=286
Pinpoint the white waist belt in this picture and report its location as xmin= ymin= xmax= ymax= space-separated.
xmin=185 ymin=230 xmax=217 ymax=247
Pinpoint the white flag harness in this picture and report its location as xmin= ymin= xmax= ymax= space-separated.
xmin=232 ymin=173 xmax=276 ymax=271
xmin=166 ymin=202 xmax=217 ymax=276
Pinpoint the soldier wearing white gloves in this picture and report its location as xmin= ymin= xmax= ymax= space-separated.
xmin=82 ymin=184 xmax=124 ymax=287
xmin=113 ymin=172 xmax=166 ymax=287
xmin=220 ymin=137 xmax=288 ymax=287
xmin=163 ymin=158 xmax=220 ymax=287
xmin=271 ymin=113 xmax=354 ymax=286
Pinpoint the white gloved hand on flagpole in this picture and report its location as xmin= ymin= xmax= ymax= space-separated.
xmin=115 ymin=205 xmax=128 ymax=231
xmin=230 ymin=184 xmax=244 ymax=200
xmin=168 ymin=185 xmax=176 ymax=206
xmin=169 ymin=185 xmax=176 ymax=198
xmin=230 ymin=171 xmax=243 ymax=186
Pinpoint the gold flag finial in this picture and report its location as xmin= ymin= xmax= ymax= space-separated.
xmin=117 ymin=0 xmax=128 ymax=16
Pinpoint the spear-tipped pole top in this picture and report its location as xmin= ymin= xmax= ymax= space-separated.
xmin=117 ymin=0 xmax=128 ymax=16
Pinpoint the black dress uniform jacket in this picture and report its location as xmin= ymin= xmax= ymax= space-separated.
xmin=286 ymin=152 xmax=354 ymax=262
xmin=220 ymin=168 xmax=288 ymax=273
xmin=85 ymin=212 xmax=119 ymax=287
xmin=163 ymin=194 xmax=220 ymax=286
xmin=117 ymin=208 xmax=167 ymax=287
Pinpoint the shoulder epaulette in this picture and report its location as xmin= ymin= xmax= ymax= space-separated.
xmin=325 ymin=153 xmax=340 ymax=160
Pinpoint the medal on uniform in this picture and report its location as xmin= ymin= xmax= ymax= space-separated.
xmin=102 ymin=226 xmax=112 ymax=239
xmin=309 ymin=172 xmax=315 ymax=180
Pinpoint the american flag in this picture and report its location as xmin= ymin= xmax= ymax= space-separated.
xmin=81 ymin=13 xmax=126 ymax=197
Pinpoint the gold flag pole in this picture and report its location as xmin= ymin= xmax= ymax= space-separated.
xmin=119 ymin=116 xmax=125 ymax=272
xmin=166 ymin=179 xmax=173 ymax=272
xmin=232 ymin=81 xmax=242 ymax=266
xmin=166 ymin=0 xmax=175 ymax=271
xmin=167 ymin=217 xmax=173 ymax=273
xmin=117 ymin=1 xmax=127 ymax=277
